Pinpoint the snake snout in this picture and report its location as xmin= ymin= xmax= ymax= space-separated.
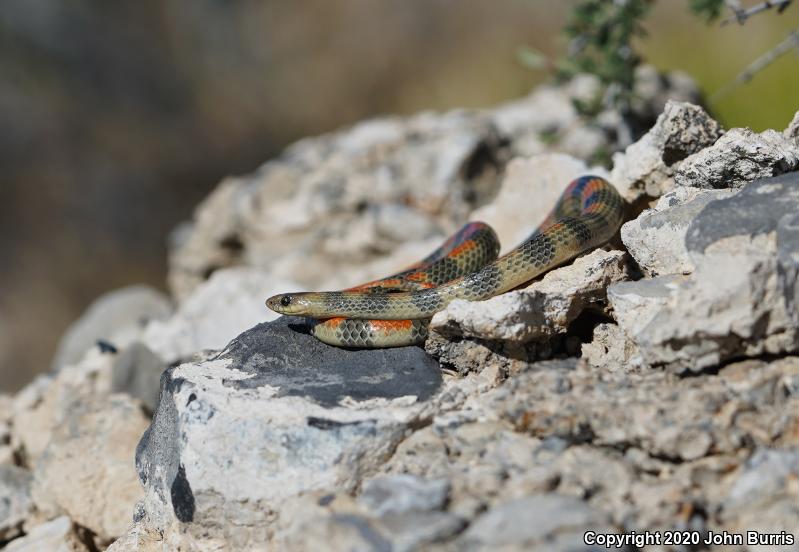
xmin=266 ymin=292 xmax=314 ymax=315
xmin=266 ymin=293 xmax=292 ymax=313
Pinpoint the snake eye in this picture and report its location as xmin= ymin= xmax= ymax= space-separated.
xmin=280 ymin=295 xmax=292 ymax=307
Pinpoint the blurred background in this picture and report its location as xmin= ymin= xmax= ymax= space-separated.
xmin=1 ymin=0 xmax=797 ymax=391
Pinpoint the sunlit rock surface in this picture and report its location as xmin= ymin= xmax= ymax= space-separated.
xmin=4 ymin=75 xmax=799 ymax=551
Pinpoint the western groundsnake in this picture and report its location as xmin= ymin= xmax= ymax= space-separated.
xmin=266 ymin=175 xmax=624 ymax=347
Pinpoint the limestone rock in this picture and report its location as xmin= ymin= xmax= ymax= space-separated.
xmin=275 ymin=504 xmax=465 ymax=552
xmin=5 ymin=516 xmax=88 ymax=552
xmin=9 ymin=376 xmax=57 ymax=466
xmin=674 ymin=127 xmax=799 ymax=189
xmin=110 ymin=344 xmax=166 ymax=413
xmin=610 ymin=173 xmax=799 ymax=372
xmin=423 ymin=333 xmax=506 ymax=376
xmin=484 ymin=355 xmax=799 ymax=468
xmin=51 ymin=286 xmax=172 ymax=372
xmin=486 ymin=363 xmax=709 ymax=461
xmin=721 ymin=448 xmax=799 ymax=542
xmin=141 ymin=266 xmax=299 ymax=364
xmin=491 ymin=74 xmax=606 ymax=160
xmin=135 ymin=316 xmax=440 ymax=547
xmin=167 ymin=111 xmax=509 ymax=301
xmin=784 ymin=109 xmax=799 ymax=145
xmin=723 ymin=448 xmax=799 ymax=513
xmin=277 ymin=513 xmax=394 ymax=552
xmin=778 ymin=211 xmax=799 ymax=325
xmin=580 ymin=323 xmax=637 ymax=372
xmin=277 ymin=475 xmax=464 ymax=552
xmin=11 ymin=351 xmax=114 ymax=465
xmin=610 ymin=101 xmax=722 ymax=202
xmin=0 ymin=466 xmax=34 ymax=542
xmin=620 ymin=186 xmax=736 ymax=276
xmin=608 ymin=275 xmax=684 ymax=334
xmin=359 ymin=475 xmax=450 ymax=518
xmin=122 ymin=343 xmax=799 ymax=551
xmin=103 ymin=267 xmax=305 ymax=412
xmin=457 ymin=494 xmax=614 ymax=551
xmin=31 ymin=395 xmax=149 ymax=542
xmin=606 ymin=276 xmax=684 ymax=369
xmin=430 ymin=249 xmax=629 ymax=343
xmin=104 ymin=524 xmax=164 ymax=552
xmin=382 ymin=356 xmax=799 ymax=543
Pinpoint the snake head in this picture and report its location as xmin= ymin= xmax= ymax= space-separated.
xmin=265 ymin=292 xmax=314 ymax=315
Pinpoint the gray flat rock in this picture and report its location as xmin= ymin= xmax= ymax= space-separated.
xmin=135 ymin=316 xmax=441 ymax=546
xmin=686 ymin=171 xmax=799 ymax=253
xmin=219 ymin=316 xmax=441 ymax=406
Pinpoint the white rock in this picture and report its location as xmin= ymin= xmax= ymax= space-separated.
xmin=110 ymin=343 xmax=166 ymax=412
xmin=31 ymin=395 xmax=149 ymax=541
xmin=168 ymin=110 xmax=503 ymax=300
xmin=721 ymin=448 xmax=799 ymax=537
xmin=431 ymin=249 xmax=629 ymax=343
xmin=359 ymin=474 xmax=450 ymax=517
xmin=674 ymin=127 xmax=799 ymax=189
xmin=610 ymin=174 xmax=799 ymax=372
xmin=620 ymin=186 xmax=736 ymax=276
xmin=11 ymin=351 xmax=114 ymax=465
xmin=778 ymin=212 xmax=799 ymax=326
xmin=491 ymin=86 xmax=578 ymax=141
xmin=459 ymin=494 xmax=612 ymax=550
xmin=0 ymin=396 xmax=15 ymax=465
xmin=142 ymin=266 xmax=300 ymax=362
xmin=608 ymin=275 xmax=683 ymax=336
xmin=5 ymin=516 xmax=88 ymax=552
xmin=725 ymin=448 xmax=799 ymax=510
xmin=611 ymin=101 xmax=722 ymax=202
xmin=51 ymin=286 xmax=172 ymax=371
xmin=580 ymin=323 xmax=638 ymax=372
xmin=278 ymin=515 xmax=383 ymax=551
xmin=105 ymin=523 xmax=165 ymax=552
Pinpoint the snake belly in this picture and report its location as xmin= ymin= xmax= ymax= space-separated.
xmin=265 ymin=176 xmax=624 ymax=347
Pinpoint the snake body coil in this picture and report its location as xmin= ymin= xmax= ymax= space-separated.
xmin=266 ymin=176 xmax=624 ymax=347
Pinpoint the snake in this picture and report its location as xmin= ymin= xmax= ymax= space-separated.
xmin=266 ymin=175 xmax=624 ymax=348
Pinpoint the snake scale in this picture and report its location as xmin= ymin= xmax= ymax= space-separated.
xmin=266 ymin=176 xmax=624 ymax=347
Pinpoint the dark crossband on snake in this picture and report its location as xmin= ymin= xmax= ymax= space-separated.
xmin=266 ymin=176 xmax=624 ymax=348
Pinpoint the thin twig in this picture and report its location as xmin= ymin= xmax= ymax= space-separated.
xmin=724 ymin=0 xmax=747 ymax=24
xmin=712 ymin=29 xmax=799 ymax=101
xmin=722 ymin=0 xmax=793 ymax=25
